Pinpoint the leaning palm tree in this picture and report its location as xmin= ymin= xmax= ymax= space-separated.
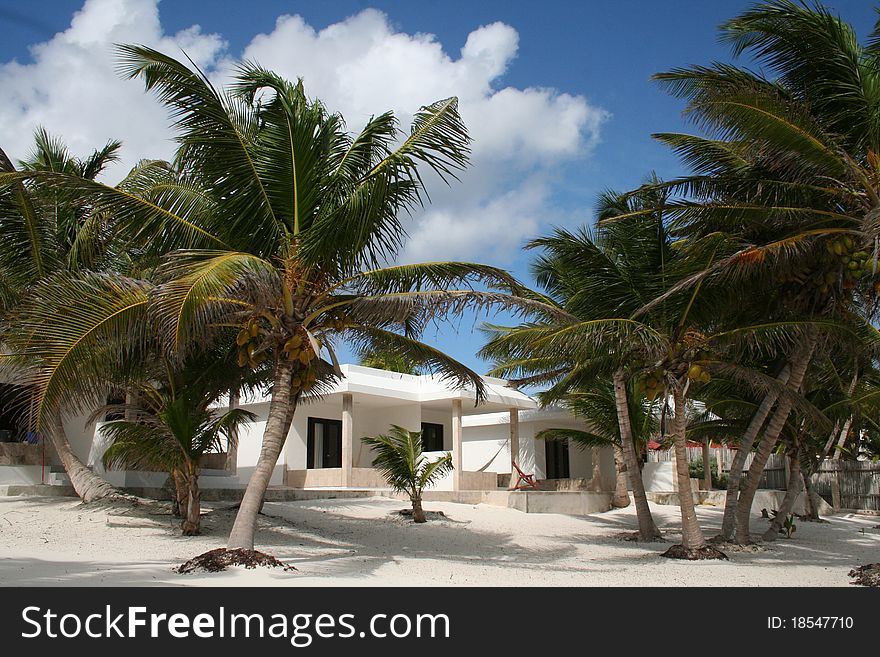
xmin=482 ymin=179 xmax=820 ymax=556
xmin=0 ymin=128 xmax=124 ymax=502
xmin=481 ymin=184 xmax=681 ymax=544
xmin=642 ymin=0 xmax=880 ymax=541
xmin=362 ymin=425 xmax=452 ymax=522
xmin=1 ymin=47 xmax=554 ymax=561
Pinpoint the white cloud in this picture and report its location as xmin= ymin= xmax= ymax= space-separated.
xmin=0 ymin=0 xmax=225 ymax=178
xmin=0 ymin=0 xmax=609 ymax=262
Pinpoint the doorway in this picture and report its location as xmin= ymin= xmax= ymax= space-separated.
xmin=306 ymin=417 xmax=343 ymax=468
xmin=544 ymin=438 xmax=570 ymax=479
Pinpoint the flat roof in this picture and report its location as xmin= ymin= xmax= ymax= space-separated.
xmin=237 ymin=363 xmax=537 ymax=414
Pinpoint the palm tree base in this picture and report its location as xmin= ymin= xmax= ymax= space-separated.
xmin=849 ymin=564 xmax=880 ymax=588
xmin=176 ymin=548 xmax=297 ymax=574
xmin=611 ymin=495 xmax=632 ymax=508
xmin=181 ymin=522 xmax=200 ymax=536
xmin=398 ymin=508 xmax=445 ymax=523
xmin=618 ymin=530 xmax=664 ymax=542
xmin=660 ymin=544 xmax=728 ymax=560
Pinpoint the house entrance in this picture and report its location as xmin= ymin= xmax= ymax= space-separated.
xmin=306 ymin=417 xmax=343 ymax=468
xmin=544 ymin=438 xmax=570 ymax=479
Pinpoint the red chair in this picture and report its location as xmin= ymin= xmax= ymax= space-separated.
xmin=511 ymin=461 xmax=540 ymax=490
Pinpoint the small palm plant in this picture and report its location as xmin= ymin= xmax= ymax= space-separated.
xmin=362 ymin=425 xmax=452 ymax=523
xmin=100 ymin=392 xmax=254 ymax=535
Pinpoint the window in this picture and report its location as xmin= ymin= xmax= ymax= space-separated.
xmin=105 ymin=391 xmax=126 ymax=421
xmin=544 ymin=438 xmax=570 ymax=479
xmin=421 ymin=422 xmax=444 ymax=452
xmin=307 ymin=418 xmax=343 ymax=468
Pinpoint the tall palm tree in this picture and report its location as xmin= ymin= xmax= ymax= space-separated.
xmin=644 ymin=0 xmax=880 ymax=541
xmin=362 ymin=425 xmax=452 ymax=523
xmin=481 ymin=185 xmax=682 ymax=544
xmin=1 ymin=47 xmax=553 ymax=559
xmin=0 ymin=129 xmax=124 ymax=502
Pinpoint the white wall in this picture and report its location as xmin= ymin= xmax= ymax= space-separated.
xmin=63 ymin=411 xmax=99 ymax=464
xmin=283 ymin=398 xmax=426 ymax=471
xmin=234 ymin=402 xmax=286 ymax=486
xmin=353 ymin=403 xmax=422 ymax=468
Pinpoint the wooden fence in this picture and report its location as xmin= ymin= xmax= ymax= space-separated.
xmin=648 ymin=447 xmax=880 ymax=511
xmin=648 ymin=446 xmax=787 ymax=490
xmin=813 ymin=460 xmax=880 ymax=512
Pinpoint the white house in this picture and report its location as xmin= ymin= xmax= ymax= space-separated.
xmin=1 ymin=364 xmax=613 ymax=493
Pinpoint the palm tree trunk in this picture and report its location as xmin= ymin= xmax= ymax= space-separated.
xmin=719 ymin=363 xmax=791 ymax=540
xmin=701 ymin=436 xmax=712 ymax=490
xmin=411 ymin=496 xmax=427 ymax=523
xmin=171 ymin=469 xmax=187 ymax=517
xmin=588 ymin=446 xmax=603 ymax=492
xmin=802 ymin=469 xmax=822 ymax=520
xmin=611 ymin=444 xmax=631 ymax=507
xmin=181 ymin=463 xmax=201 ymax=536
xmin=672 ymin=385 xmax=706 ymax=550
xmin=47 ymin=416 xmax=117 ymax=503
xmin=227 ymin=360 xmax=297 ymax=551
xmin=612 ymin=370 xmax=660 ymax=539
xmin=734 ymin=338 xmax=815 ymax=544
xmin=763 ymin=452 xmax=801 ymax=541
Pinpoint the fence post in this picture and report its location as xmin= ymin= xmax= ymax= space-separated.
xmin=830 ymin=460 xmax=841 ymax=511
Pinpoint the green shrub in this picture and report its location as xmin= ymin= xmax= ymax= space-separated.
xmin=688 ymin=455 xmax=727 ymax=488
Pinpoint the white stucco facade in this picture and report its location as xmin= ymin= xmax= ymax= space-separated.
xmin=5 ymin=364 xmax=616 ymax=492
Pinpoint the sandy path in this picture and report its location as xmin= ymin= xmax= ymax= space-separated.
xmin=1 ymin=495 xmax=877 ymax=586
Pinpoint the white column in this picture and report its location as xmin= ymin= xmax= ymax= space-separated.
xmin=508 ymin=407 xmax=519 ymax=489
xmin=225 ymin=389 xmax=240 ymax=474
xmin=452 ymin=398 xmax=463 ymax=491
xmin=342 ymin=393 xmax=353 ymax=487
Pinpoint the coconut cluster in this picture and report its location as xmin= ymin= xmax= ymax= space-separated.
xmin=637 ymin=352 xmax=712 ymax=401
xmin=236 ymin=317 xmax=267 ymax=369
xmin=799 ymin=236 xmax=875 ymax=295
xmin=637 ymin=369 xmax=666 ymax=401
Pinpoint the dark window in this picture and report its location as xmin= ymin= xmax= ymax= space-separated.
xmin=307 ymin=417 xmax=342 ymax=468
xmin=421 ymin=422 xmax=444 ymax=451
xmin=105 ymin=391 xmax=126 ymax=421
xmin=0 ymin=384 xmax=27 ymax=442
xmin=544 ymin=438 xmax=570 ymax=479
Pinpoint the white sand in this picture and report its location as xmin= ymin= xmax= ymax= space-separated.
xmin=1 ymin=495 xmax=877 ymax=586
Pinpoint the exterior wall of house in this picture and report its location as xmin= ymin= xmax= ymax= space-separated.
xmin=462 ymin=414 xmax=617 ymax=486
xmin=63 ymin=411 xmax=99 ymax=465
xmin=34 ymin=366 xmax=553 ymax=491
xmin=283 ymin=398 xmax=426 ymax=472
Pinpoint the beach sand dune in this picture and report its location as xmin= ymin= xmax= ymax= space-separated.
xmin=1 ymin=495 xmax=877 ymax=587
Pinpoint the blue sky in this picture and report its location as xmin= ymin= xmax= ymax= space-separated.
xmin=1 ymin=0 xmax=877 ymax=374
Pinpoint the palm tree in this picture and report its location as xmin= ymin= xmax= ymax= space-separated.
xmin=358 ymin=348 xmax=422 ymax=375
xmin=362 ymin=425 xmax=452 ymax=522
xmin=0 ymin=128 xmax=124 ymax=502
xmin=644 ymin=0 xmax=880 ymax=542
xmin=98 ymin=348 xmax=257 ymax=535
xmin=481 ymin=185 xmax=682 ymax=544
xmin=535 ymin=380 xmax=659 ymax=508
xmin=1 ymin=47 xmax=554 ymax=560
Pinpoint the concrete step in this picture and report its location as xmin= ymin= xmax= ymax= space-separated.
xmin=47 ymin=472 xmax=70 ymax=485
xmin=0 ymin=483 xmax=77 ymax=497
